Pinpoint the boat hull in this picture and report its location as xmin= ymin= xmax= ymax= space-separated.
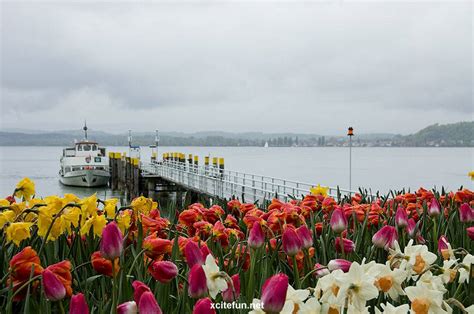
xmin=60 ymin=169 xmax=110 ymax=187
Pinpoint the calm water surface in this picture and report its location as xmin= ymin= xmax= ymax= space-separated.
xmin=0 ymin=146 xmax=472 ymax=198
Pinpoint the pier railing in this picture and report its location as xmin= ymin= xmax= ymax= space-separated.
xmin=140 ymin=159 xmax=354 ymax=203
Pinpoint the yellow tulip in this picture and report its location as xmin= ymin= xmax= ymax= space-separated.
xmin=310 ymin=184 xmax=329 ymax=197
xmin=103 ymin=199 xmax=118 ymax=218
xmin=14 ymin=178 xmax=35 ymax=200
xmin=0 ymin=210 xmax=16 ymax=229
xmin=6 ymin=222 xmax=33 ymax=246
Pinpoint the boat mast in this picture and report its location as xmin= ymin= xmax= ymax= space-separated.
xmin=83 ymin=121 xmax=88 ymax=140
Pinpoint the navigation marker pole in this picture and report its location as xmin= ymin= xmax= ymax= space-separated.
xmin=347 ymin=127 xmax=354 ymax=194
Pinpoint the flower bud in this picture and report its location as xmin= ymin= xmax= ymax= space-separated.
xmin=117 ymin=301 xmax=138 ymax=314
xmin=459 ymin=203 xmax=474 ymax=223
xmin=132 ymin=280 xmax=151 ymax=305
xmin=248 ymin=222 xmax=265 ymax=249
xmin=467 ymin=226 xmax=474 ymax=241
xmin=261 ymin=274 xmax=288 ymax=313
xmin=138 ymin=291 xmax=162 ymax=314
xmin=185 ymin=241 xmax=205 ymax=268
xmin=313 ymin=263 xmax=330 ymax=278
xmin=395 ymin=206 xmax=408 ymax=228
xmin=437 ymin=235 xmax=451 ymax=260
xmin=100 ymin=222 xmax=123 ymax=260
xmin=193 ymin=298 xmax=216 ymax=314
xmin=70 ymin=293 xmax=89 ymax=314
xmin=188 ymin=264 xmax=208 ymax=298
xmin=149 ymin=261 xmax=178 ymax=284
xmin=327 ymin=259 xmax=351 ymax=272
xmin=335 ymin=237 xmax=355 ymax=254
xmin=296 ymin=225 xmax=313 ymax=249
xmin=372 ymin=226 xmax=398 ymax=250
xmin=330 ymin=208 xmax=347 ymax=233
xmin=428 ymin=199 xmax=441 ymax=217
xmin=222 ymin=274 xmax=240 ymax=302
xmin=406 ymin=218 xmax=417 ymax=238
xmin=282 ymin=226 xmax=302 ymax=256
xmin=42 ymin=269 xmax=66 ymax=301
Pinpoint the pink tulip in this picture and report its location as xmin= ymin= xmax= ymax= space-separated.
xmin=42 ymin=269 xmax=66 ymax=301
xmin=395 ymin=206 xmax=408 ymax=228
xmin=248 ymin=222 xmax=265 ymax=249
xmin=372 ymin=226 xmax=398 ymax=249
xmin=117 ymin=301 xmax=138 ymax=314
xmin=467 ymin=226 xmax=474 ymax=241
xmin=222 ymin=274 xmax=240 ymax=302
xmin=282 ymin=226 xmax=302 ymax=256
xmin=69 ymin=293 xmax=89 ymax=314
xmin=438 ymin=235 xmax=449 ymax=253
xmin=185 ymin=241 xmax=205 ymax=267
xmin=100 ymin=222 xmax=123 ymax=260
xmin=261 ymin=274 xmax=288 ymax=313
xmin=330 ymin=208 xmax=347 ymax=233
xmin=460 ymin=203 xmax=474 ymax=223
xmin=188 ymin=264 xmax=207 ymax=298
xmin=335 ymin=237 xmax=355 ymax=253
xmin=132 ymin=280 xmax=152 ymax=305
xmin=327 ymin=259 xmax=351 ymax=272
xmin=138 ymin=291 xmax=162 ymax=314
xmin=296 ymin=225 xmax=313 ymax=249
xmin=428 ymin=198 xmax=441 ymax=217
xmin=149 ymin=261 xmax=178 ymax=283
xmin=313 ymin=263 xmax=330 ymax=278
xmin=406 ymin=218 xmax=417 ymax=238
xmin=193 ymin=298 xmax=216 ymax=314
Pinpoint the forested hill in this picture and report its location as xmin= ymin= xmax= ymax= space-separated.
xmin=398 ymin=121 xmax=473 ymax=147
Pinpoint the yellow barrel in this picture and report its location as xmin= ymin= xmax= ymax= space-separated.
xmin=205 ymin=156 xmax=210 ymax=166
xmin=219 ymin=157 xmax=224 ymax=168
xmin=194 ymin=155 xmax=198 ymax=165
xmin=212 ymin=157 xmax=218 ymax=167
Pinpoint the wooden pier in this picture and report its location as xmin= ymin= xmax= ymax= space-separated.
xmin=108 ymin=151 xmax=354 ymax=204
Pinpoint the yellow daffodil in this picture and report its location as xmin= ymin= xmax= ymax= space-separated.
xmin=80 ymin=214 xmax=107 ymax=237
xmin=14 ymin=178 xmax=35 ymax=200
xmin=0 ymin=210 xmax=16 ymax=229
xmin=310 ymin=184 xmax=329 ymax=197
xmin=36 ymin=207 xmax=65 ymax=241
xmin=44 ymin=196 xmax=64 ymax=215
xmin=131 ymin=196 xmax=153 ymax=217
xmin=63 ymin=193 xmax=80 ymax=205
xmin=81 ymin=194 xmax=98 ymax=218
xmin=0 ymin=199 xmax=10 ymax=207
xmin=62 ymin=206 xmax=81 ymax=232
xmin=103 ymin=199 xmax=118 ymax=218
xmin=9 ymin=202 xmax=27 ymax=216
xmin=6 ymin=222 xmax=33 ymax=246
xmin=469 ymin=171 xmax=474 ymax=180
xmin=116 ymin=210 xmax=132 ymax=234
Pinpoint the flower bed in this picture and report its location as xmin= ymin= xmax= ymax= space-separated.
xmin=0 ymin=178 xmax=473 ymax=313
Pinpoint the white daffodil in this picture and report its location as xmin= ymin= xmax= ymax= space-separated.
xmin=333 ymin=262 xmax=379 ymax=311
xmin=416 ymin=270 xmax=447 ymax=293
xmin=405 ymin=285 xmax=448 ymax=314
xmin=320 ymin=296 xmax=344 ymax=314
xmin=458 ymin=254 xmax=474 ymax=284
xmin=248 ymin=298 xmax=265 ymax=314
xmin=280 ymin=285 xmax=311 ymax=314
xmin=315 ymin=270 xmax=344 ymax=303
xmin=297 ymin=297 xmax=321 ymax=314
xmin=201 ymin=254 xmax=228 ymax=299
xmin=403 ymin=240 xmax=438 ymax=275
xmin=371 ymin=263 xmax=407 ymax=300
xmin=375 ymin=303 xmax=410 ymax=314
xmin=439 ymin=259 xmax=458 ymax=284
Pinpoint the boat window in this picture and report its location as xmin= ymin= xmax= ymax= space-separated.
xmin=92 ymin=145 xmax=97 ymax=151
xmin=65 ymin=167 xmax=71 ymax=172
xmin=77 ymin=145 xmax=83 ymax=151
xmin=83 ymin=144 xmax=91 ymax=151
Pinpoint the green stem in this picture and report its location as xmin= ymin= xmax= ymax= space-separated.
xmin=292 ymin=255 xmax=300 ymax=289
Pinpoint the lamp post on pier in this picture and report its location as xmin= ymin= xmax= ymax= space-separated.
xmin=347 ymin=127 xmax=354 ymax=193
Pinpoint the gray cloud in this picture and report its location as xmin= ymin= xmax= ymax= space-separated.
xmin=1 ymin=1 xmax=472 ymax=134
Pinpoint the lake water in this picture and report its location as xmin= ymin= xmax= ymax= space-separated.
xmin=0 ymin=146 xmax=472 ymax=198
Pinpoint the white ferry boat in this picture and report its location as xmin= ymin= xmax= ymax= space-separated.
xmin=59 ymin=124 xmax=110 ymax=187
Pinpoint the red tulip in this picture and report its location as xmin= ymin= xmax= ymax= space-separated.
xmin=282 ymin=226 xmax=302 ymax=256
xmin=248 ymin=222 xmax=265 ymax=249
xmin=8 ymin=246 xmax=44 ymax=300
xmin=395 ymin=206 xmax=408 ymax=228
xmin=117 ymin=301 xmax=137 ymax=314
xmin=330 ymin=208 xmax=347 ymax=233
xmin=42 ymin=269 xmax=66 ymax=301
xmin=100 ymin=222 xmax=123 ymax=260
xmin=460 ymin=203 xmax=474 ymax=222
xmin=193 ymin=298 xmax=216 ymax=314
xmin=327 ymin=259 xmax=351 ymax=272
xmin=149 ymin=261 xmax=178 ymax=284
xmin=261 ymin=273 xmax=288 ymax=313
xmin=296 ymin=225 xmax=313 ymax=249
xmin=372 ymin=226 xmax=398 ymax=250
xmin=184 ymin=240 xmax=205 ymax=267
xmin=142 ymin=233 xmax=172 ymax=259
xmin=428 ymin=199 xmax=441 ymax=217
xmin=335 ymin=237 xmax=355 ymax=253
xmin=91 ymin=251 xmax=119 ymax=277
xmin=138 ymin=291 xmax=162 ymax=314
xmin=467 ymin=226 xmax=474 ymax=241
xmin=69 ymin=293 xmax=89 ymax=314
xmin=222 ymin=274 xmax=240 ymax=302
xmin=188 ymin=264 xmax=207 ymax=298
xmin=132 ymin=280 xmax=152 ymax=305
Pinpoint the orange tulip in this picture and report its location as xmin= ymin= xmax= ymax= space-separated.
xmin=142 ymin=233 xmax=172 ymax=259
xmin=8 ymin=246 xmax=43 ymax=301
xmin=91 ymin=251 xmax=120 ymax=277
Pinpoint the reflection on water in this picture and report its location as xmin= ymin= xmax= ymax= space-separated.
xmin=0 ymin=146 xmax=473 ymax=198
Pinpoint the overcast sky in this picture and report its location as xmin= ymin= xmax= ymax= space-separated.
xmin=1 ymin=1 xmax=472 ymax=135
